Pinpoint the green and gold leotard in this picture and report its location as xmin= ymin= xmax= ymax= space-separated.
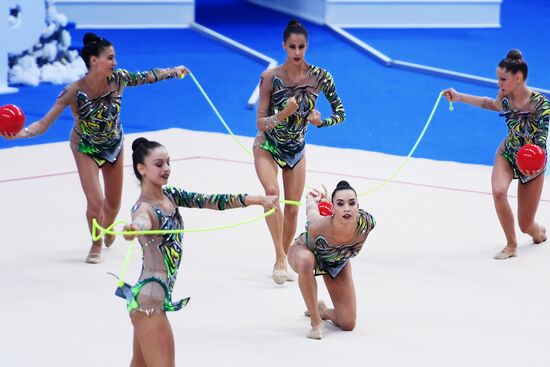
xmin=500 ymin=91 xmax=549 ymax=183
xmin=294 ymin=195 xmax=375 ymax=278
xmin=260 ymin=65 xmax=345 ymax=168
xmin=72 ymin=69 xmax=156 ymax=167
xmin=117 ymin=186 xmax=248 ymax=315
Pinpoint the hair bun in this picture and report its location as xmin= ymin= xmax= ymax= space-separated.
xmin=283 ymin=18 xmax=308 ymax=41
xmin=287 ymin=19 xmax=301 ymax=27
xmin=83 ymin=32 xmax=100 ymax=46
xmin=132 ymin=137 xmax=149 ymax=151
xmin=336 ymin=180 xmax=352 ymax=190
xmin=331 ymin=180 xmax=357 ymax=201
xmin=506 ymin=49 xmax=523 ymax=61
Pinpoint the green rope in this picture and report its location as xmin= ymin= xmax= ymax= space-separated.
xmin=358 ymin=92 xmax=446 ymax=196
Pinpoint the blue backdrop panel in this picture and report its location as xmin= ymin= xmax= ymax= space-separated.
xmin=0 ymin=0 xmax=543 ymax=168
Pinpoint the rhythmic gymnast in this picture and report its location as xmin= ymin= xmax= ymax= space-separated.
xmin=287 ymin=181 xmax=375 ymax=339
xmin=443 ymin=49 xmax=549 ymax=259
xmin=254 ymin=20 xmax=346 ymax=284
xmin=119 ymin=137 xmax=277 ymax=367
xmin=0 ymin=32 xmax=188 ymax=264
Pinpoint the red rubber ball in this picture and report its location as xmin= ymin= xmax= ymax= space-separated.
xmin=318 ymin=200 xmax=334 ymax=217
xmin=516 ymin=144 xmax=546 ymax=173
xmin=0 ymin=104 xmax=26 ymax=134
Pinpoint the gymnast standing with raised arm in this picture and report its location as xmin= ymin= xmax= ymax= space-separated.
xmin=1 ymin=32 xmax=188 ymax=263
xmin=121 ymin=137 xmax=277 ymax=366
xmin=443 ymin=49 xmax=549 ymax=259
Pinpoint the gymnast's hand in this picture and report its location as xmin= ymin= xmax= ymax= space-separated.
xmin=309 ymin=185 xmax=328 ymax=203
xmin=442 ymin=88 xmax=461 ymax=102
xmin=261 ymin=195 xmax=279 ymax=210
xmin=175 ymin=65 xmax=189 ymax=78
xmin=0 ymin=129 xmax=25 ymax=139
xmin=0 ymin=131 xmax=16 ymax=139
xmin=281 ymin=96 xmax=299 ymax=118
xmin=307 ymin=109 xmax=322 ymax=127
xmin=122 ymin=223 xmax=142 ymax=241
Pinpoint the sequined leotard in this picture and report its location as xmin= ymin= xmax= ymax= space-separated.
xmin=500 ymin=91 xmax=549 ymax=183
xmin=258 ymin=65 xmax=345 ymax=169
xmin=71 ymin=69 xmax=156 ymax=167
xmin=294 ymin=195 xmax=375 ymax=278
xmin=117 ymin=186 xmax=248 ymax=315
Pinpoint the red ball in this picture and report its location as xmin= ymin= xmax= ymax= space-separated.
xmin=0 ymin=104 xmax=26 ymax=134
xmin=516 ymin=144 xmax=546 ymax=173
xmin=318 ymin=200 xmax=334 ymax=217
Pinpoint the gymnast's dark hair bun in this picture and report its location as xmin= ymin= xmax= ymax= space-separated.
xmin=288 ymin=19 xmax=301 ymax=27
xmin=336 ymin=180 xmax=352 ymax=190
xmin=498 ymin=48 xmax=528 ymax=80
xmin=331 ymin=180 xmax=357 ymax=201
xmin=132 ymin=137 xmax=149 ymax=151
xmin=83 ymin=32 xmax=101 ymax=46
xmin=283 ymin=19 xmax=308 ymax=41
xmin=80 ymin=32 xmax=112 ymax=69
xmin=506 ymin=49 xmax=523 ymax=61
xmin=131 ymin=137 xmax=163 ymax=181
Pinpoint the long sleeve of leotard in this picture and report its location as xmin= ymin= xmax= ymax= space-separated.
xmin=114 ymin=69 xmax=153 ymax=87
xmin=319 ymin=71 xmax=345 ymax=128
xmin=163 ymin=186 xmax=248 ymax=210
xmin=533 ymin=93 xmax=550 ymax=152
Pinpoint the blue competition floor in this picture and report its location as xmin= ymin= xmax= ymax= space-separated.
xmin=1 ymin=0 xmax=547 ymax=166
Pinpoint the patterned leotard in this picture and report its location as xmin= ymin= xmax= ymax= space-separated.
xmin=294 ymin=195 xmax=375 ymax=278
xmin=500 ymin=91 xmax=549 ymax=184
xmin=260 ymin=65 xmax=345 ymax=168
xmin=72 ymin=69 xmax=154 ymax=167
xmin=117 ymin=186 xmax=247 ymax=315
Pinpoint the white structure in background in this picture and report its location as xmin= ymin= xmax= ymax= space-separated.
xmin=53 ymin=0 xmax=195 ymax=28
xmin=1 ymin=0 xmax=86 ymax=93
xmin=8 ymin=0 xmax=86 ymax=88
xmin=3 ymin=0 xmax=268 ymax=106
xmin=0 ymin=0 xmax=46 ymax=94
xmin=4 ymin=0 xmax=195 ymax=93
xmin=248 ymin=0 xmax=502 ymax=28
